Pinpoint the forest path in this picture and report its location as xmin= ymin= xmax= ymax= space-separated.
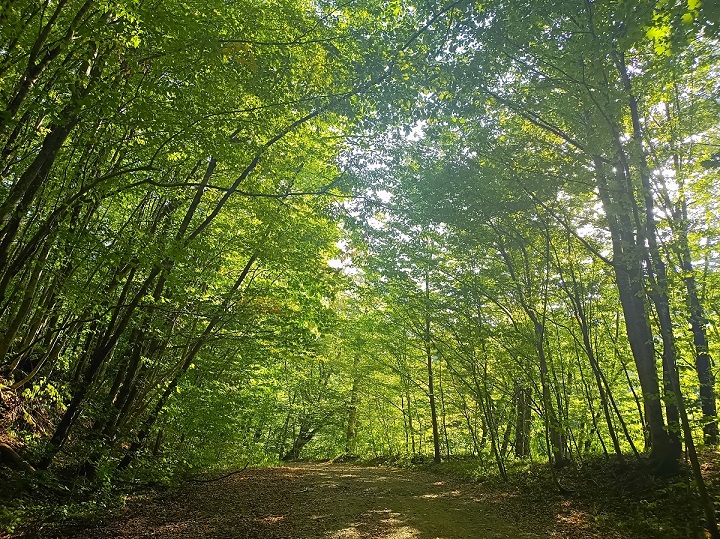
xmin=70 ymin=463 xmax=599 ymax=539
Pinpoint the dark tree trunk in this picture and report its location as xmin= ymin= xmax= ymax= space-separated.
xmin=514 ymin=383 xmax=531 ymax=458
xmin=281 ymin=423 xmax=318 ymax=462
xmin=593 ymin=157 xmax=676 ymax=470
xmin=424 ymin=270 xmax=441 ymax=464
xmin=345 ymin=356 xmax=360 ymax=455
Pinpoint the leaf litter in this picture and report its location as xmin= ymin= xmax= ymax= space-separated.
xmin=11 ymin=462 xmax=663 ymax=538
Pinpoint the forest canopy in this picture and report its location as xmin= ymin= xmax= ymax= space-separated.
xmin=1 ymin=0 xmax=720 ymax=533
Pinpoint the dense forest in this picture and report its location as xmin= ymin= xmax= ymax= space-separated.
xmin=1 ymin=0 xmax=720 ymax=536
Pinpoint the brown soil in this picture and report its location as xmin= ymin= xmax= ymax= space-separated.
xmin=22 ymin=463 xmax=638 ymax=538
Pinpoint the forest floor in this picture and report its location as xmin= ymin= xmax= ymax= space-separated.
xmin=7 ymin=460 xmax=703 ymax=539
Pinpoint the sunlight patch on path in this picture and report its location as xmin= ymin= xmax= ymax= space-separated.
xmin=69 ymin=463 xmax=556 ymax=538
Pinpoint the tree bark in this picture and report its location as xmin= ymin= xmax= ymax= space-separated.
xmin=424 ymin=269 xmax=441 ymax=464
xmin=593 ymin=156 xmax=675 ymax=470
xmin=345 ymin=356 xmax=360 ymax=455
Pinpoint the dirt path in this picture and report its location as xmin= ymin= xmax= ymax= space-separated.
xmin=35 ymin=463 xmax=616 ymax=538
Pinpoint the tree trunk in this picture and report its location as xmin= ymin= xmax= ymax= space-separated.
xmin=37 ymin=267 xmax=161 ymax=468
xmin=559 ymin=261 xmax=623 ymax=459
xmin=514 ymin=383 xmax=531 ymax=458
xmin=594 ymin=156 xmax=675 ymax=470
xmin=345 ymin=356 xmax=360 ymax=455
xmin=281 ymin=423 xmax=316 ymax=461
xmin=437 ymin=357 xmax=451 ymax=458
xmin=424 ymin=270 xmax=441 ymax=464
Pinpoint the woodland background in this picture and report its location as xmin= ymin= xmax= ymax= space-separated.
xmin=1 ymin=0 xmax=720 ymax=534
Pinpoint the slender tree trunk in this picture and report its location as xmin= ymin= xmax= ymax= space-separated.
xmin=514 ymin=383 xmax=531 ymax=458
xmin=533 ymin=318 xmax=565 ymax=465
xmin=426 ymin=334 xmax=441 ymax=463
xmin=37 ymin=266 xmax=162 ymax=468
xmin=405 ymin=385 xmax=416 ymax=455
xmin=474 ymin=360 xmax=506 ymax=479
xmin=663 ymin=104 xmax=718 ymax=444
xmin=559 ymin=261 xmax=623 ymax=459
xmin=437 ymin=357 xmax=451 ymax=458
xmin=493 ymin=232 xmax=565 ymax=465
xmin=574 ymin=346 xmax=609 ymax=457
xmin=345 ymin=356 xmax=360 ymax=455
xmin=0 ymin=238 xmax=51 ymax=364
xmin=118 ymin=251 xmax=259 ymax=468
xmin=424 ymin=270 xmax=441 ymax=464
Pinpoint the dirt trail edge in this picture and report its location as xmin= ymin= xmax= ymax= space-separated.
xmin=32 ymin=463 xmax=621 ymax=538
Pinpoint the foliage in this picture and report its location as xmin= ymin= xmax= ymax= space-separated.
xmin=1 ymin=0 xmax=720 ymax=537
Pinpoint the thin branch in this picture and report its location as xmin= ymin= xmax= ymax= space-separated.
xmin=521 ymin=187 xmax=614 ymax=267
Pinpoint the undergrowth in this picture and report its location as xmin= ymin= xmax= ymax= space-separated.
xmin=0 ymin=457 xmax=178 ymax=537
xmin=411 ymin=453 xmax=707 ymax=539
xmin=2 ymin=450 xmax=717 ymax=538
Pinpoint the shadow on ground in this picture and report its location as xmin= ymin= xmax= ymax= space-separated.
xmin=20 ymin=463 xmax=639 ymax=538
